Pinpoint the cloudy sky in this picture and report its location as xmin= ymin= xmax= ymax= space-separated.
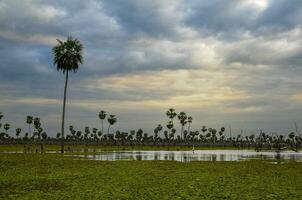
xmin=1 ymin=0 xmax=302 ymax=136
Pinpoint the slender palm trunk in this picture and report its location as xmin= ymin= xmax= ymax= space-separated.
xmin=28 ymin=124 xmax=32 ymax=146
xmin=181 ymin=125 xmax=183 ymax=140
xmin=101 ymin=120 xmax=104 ymax=134
xmin=107 ymin=124 xmax=111 ymax=134
xmin=168 ymin=129 xmax=171 ymax=149
xmin=28 ymin=124 xmax=31 ymax=138
xmin=188 ymin=123 xmax=191 ymax=134
xmin=61 ymin=71 xmax=69 ymax=153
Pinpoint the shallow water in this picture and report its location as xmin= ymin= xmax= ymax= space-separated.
xmin=72 ymin=150 xmax=302 ymax=162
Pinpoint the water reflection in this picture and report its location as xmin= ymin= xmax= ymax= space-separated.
xmin=76 ymin=150 xmax=302 ymax=162
xmin=2 ymin=149 xmax=301 ymax=162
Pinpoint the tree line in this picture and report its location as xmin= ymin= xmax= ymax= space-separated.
xmin=0 ymin=109 xmax=301 ymax=153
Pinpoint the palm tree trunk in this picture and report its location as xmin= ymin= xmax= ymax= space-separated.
xmin=108 ymin=124 xmax=111 ymax=134
xmin=28 ymin=124 xmax=31 ymax=138
xmin=28 ymin=124 xmax=31 ymax=146
xmin=181 ymin=125 xmax=183 ymax=141
xmin=188 ymin=123 xmax=191 ymax=134
xmin=101 ymin=120 xmax=104 ymax=134
xmin=61 ymin=71 xmax=69 ymax=153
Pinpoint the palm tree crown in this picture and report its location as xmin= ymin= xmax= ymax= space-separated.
xmin=53 ymin=36 xmax=83 ymax=73
xmin=4 ymin=123 xmax=10 ymax=131
xmin=178 ymin=112 xmax=187 ymax=125
xmin=107 ymin=115 xmax=117 ymax=134
xmin=166 ymin=108 xmax=177 ymax=121
xmin=99 ymin=110 xmax=107 ymax=120
xmin=108 ymin=115 xmax=117 ymax=125
xmin=26 ymin=116 xmax=33 ymax=124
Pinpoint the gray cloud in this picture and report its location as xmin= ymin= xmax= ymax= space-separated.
xmin=184 ymin=0 xmax=302 ymax=39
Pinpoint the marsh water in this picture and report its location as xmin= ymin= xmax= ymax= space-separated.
xmin=2 ymin=149 xmax=302 ymax=162
xmin=72 ymin=150 xmax=302 ymax=162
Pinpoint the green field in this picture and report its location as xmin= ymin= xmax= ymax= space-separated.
xmin=0 ymin=153 xmax=301 ymax=200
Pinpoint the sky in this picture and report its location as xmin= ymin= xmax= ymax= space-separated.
xmin=1 ymin=0 xmax=302 ymax=136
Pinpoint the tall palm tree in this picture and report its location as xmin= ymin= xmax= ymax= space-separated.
xmin=107 ymin=115 xmax=117 ymax=134
xmin=98 ymin=110 xmax=107 ymax=134
xmin=177 ymin=112 xmax=187 ymax=139
xmin=53 ymin=36 xmax=83 ymax=153
xmin=26 ymin=116 xmax=33 ymax=138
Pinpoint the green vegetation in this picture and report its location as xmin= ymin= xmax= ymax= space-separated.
xmin=1 ymin=109 xmax=301 ymax=153
xmin=0 ymin=153 xmax=301 ymax=199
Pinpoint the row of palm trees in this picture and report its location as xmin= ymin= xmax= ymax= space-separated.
xmin=0 ymin=110 xmax=301 ymax=152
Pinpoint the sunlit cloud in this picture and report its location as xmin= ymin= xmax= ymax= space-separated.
xmin=0 ymin=30 xmax=61 ymax=46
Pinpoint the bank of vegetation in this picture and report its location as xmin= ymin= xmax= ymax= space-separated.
xmin=0 ymin=109 xmax=301 ymax=153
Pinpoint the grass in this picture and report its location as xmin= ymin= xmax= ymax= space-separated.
xmin=0 ymin=153 xmax=301 ymax=199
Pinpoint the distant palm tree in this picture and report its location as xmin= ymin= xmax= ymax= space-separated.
xmin=166 ymin=108 xmax=177 ymax=124
xmin=15 ymin=128 xmax=22 ymax=138
xmin=177 ymin=112 xmax=187 ymax=139
xmin=201 ymin=126 xmax=207 ymax=133
xmin=157 ymin=124 xmax=163 ymax=133
xmin=210 ymin=128 xmax=217 ymax=143
xmin=136 ymin=129 xmax=143 ymax=144
xmin=41 ymin=132 xmax=47 ymax=140
xmin=92 ymin=128 xmax=98 ymax=141
xmin=98 ymin=110 xmax=107 ymax=134
xmin=26 ymin=116 xmax=33 ymax=138
xmin=33 ymin=117 xmax=41 ymax=129
xmin=84 ymin=127 xmax=90 ymax=141
xmin=53 ymin=36 xmax=83 ymax=153
xmin=4 ymin=123 xmax=10 ymax=134
xmin=166 ymin=121 xmax=174 ymax=135
xmin=153 ymin=124 xmax=163 ymax=145
xmin=107 ymin=115 xmax=117 ymax=134
xmin=76 ymin=131 xmax=82 ymax=140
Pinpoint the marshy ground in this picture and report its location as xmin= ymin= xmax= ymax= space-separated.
xmin=0 ymin=146 xmax=301 ymax=199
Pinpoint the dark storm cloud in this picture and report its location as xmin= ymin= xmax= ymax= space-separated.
xmin=184 ymin=0 xmax=302 ymax=39
xmin=100 ymin=0 xmax=181 ymax=38
xmin=184 ymin=1 xmax=255 ymax=34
